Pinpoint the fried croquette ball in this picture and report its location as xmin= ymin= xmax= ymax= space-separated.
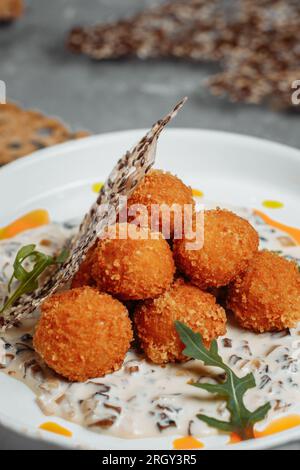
xmin=33 ymin=287 xmax=133 ymax=382
xmin=71 ymin=245 xmax=97 ymax=288
xmin=126 ymin=169 xmax=195 ymax=239
xmin=227 ymin=251 xmax=300 ymax=333
xmin=92 ymin=223 xmax=175 ymax=300
xmin=173 ymin=209 xmax=259 ymax=289
xmin=134 ymin=278 xmax=226 ymax=364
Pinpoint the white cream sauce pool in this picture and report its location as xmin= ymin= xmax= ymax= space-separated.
xmin=0 ymin=208 xmax=299 ymax=439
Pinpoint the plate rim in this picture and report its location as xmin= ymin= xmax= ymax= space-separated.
xmin=0 ymin=127 xmax=300 ymax=450
xmin=1 ymin=127 xmax=300 ymax=177
xmin=0 ymin=402 xmax=300 ymax=451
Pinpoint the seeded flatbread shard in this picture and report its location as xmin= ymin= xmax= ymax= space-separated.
xmin=0 ymin=102 xmax=90 ymax=165
xmin=0 ymin=0 xmax=23 ymax=21
xmin=68 ymin=0 xmax=222 ymax=61
xmin=1 ymin=98 xmax=187 ymax=329
xmin=67 ymin=0 xmax=300 ymax=109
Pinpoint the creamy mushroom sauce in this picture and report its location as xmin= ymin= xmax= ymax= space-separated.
xmin=0 ymin=208 xmax=300 ymax=439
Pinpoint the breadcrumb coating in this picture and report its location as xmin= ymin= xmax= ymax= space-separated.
xmin=173 ymin=209 xmax=259 ymax=289
xmin=33 ymin=287 xmax=133 ymax=382
xmin=127 ymin=169 xmax=195 ymax=239
xmin=227 ymin=251 xmax=300 ymax=333
xmin=134 ymin=278 xmax=227 ymax=364
xmin=92 ymin=223 xmax=175 ymax=300
xmin=71 ymin=245 xmax=97 ymax=288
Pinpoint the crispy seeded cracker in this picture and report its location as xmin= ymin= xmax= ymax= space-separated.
xmin=67 ymin=0 xmax=300 ymax=109
xmin=0 ymin=102 xmax=90 ymax=165
xmin=1 ymin=98 xmax=187 ymax=329
xmin=0 ymin=0 xmax=23 ymax=22
xmin=68 ymin=0 xmax=222 ymax=61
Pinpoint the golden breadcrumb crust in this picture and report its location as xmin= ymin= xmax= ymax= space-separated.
xmin=227 ymin=251 xmax=300 ymax=333
xmin=92 ymin=223 xmax=175 ymax=300
xmin=173 ymin=209 xmax=259 ymax=289
xmin=134 ymin=278 xmax=227 ymax=364
xmin=127 ymin=169 xmax=195 ymax=239
xmin=71 ymin=244 xmax=97 ymax=288
xmin=33 ymin=287 xmax=133 ymax=382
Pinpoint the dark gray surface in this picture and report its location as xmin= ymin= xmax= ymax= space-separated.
xmin=1 ymin=0 xmax=300 ymax=147
xmin=0 ymin=0 xmax=299 ymax=450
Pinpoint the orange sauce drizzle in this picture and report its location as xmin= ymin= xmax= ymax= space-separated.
xmin=228 ymin=432 xmax=243 ymax=444
xmin=173 ymin=436 xmax=204 ymax=450
xmin=254 ymin=415 xmax=300 ymax=439
xmin=0 ymin=209 xmax=49 ymax=240
xmin=39 ymin=421 xmax=72 ymax=437
xmin=254 ymin=209 xmax=300 ymax=245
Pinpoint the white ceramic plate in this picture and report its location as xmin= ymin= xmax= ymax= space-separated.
xmin=0 ymin=128 xmax=300 ymax=450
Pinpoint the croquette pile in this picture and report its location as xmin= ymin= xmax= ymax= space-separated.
xmin=33 ymin=169 xmax=300 ymax=382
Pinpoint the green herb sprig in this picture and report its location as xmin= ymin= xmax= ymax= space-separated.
xmin=0 ymin=244 xmax=68 ymax=316
xmin=175 ymin=321 xmax=271 ymax=440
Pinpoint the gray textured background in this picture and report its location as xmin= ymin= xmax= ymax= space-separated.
xmin=0 ymin=0 xmax=299 ymax=450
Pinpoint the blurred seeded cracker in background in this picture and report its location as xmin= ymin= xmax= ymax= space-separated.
xmin=0 ymin=102 xmax=90 ymax=165
xmin=67 ymin=0 xmax=300 ymax=110
xmin=0 ymin=0 xmax=23 ymax=22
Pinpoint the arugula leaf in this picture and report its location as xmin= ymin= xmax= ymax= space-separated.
xmin=0 ymin=244 xmax=69 ymax=316
xmin=55 ymin=248 xmax=69 ymax=264
xmin=8 ymin=244 xmax=36 ymax=292
xmin=175 ymin=321 xmax=271 ymax=440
